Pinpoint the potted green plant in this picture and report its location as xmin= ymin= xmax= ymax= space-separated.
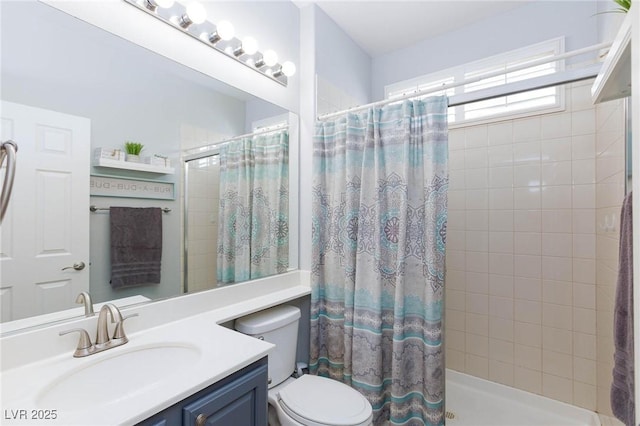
xmin=599 ymin=0 xmax=632 ymax=13
xmin=124 ymin=141 xmax=144 ymax=162
xmin=611 ymin=0 xmax=631 ymax=12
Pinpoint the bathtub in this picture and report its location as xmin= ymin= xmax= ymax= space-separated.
xmin=445 ymin=369 xmax=601 ymax=426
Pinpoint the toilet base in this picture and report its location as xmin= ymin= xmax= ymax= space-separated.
xmin=268 ymin=404 xmax=282 ymax=426
xmin=268 ymin=378 xmax=303 ymax=426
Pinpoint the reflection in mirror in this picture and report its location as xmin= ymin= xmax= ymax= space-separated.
xmin=184 ymin=125 xmax=289 ymax=292
xmin=0 ymin=0 xmax=295 ymax=332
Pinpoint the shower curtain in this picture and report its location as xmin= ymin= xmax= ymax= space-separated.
xmin=310 ymin=97 xmax=448 ymax=426
xmin=217 ymin=130 xmax=289 ymax=284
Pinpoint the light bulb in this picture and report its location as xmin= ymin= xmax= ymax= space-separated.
xmin=154 ymin=0 xmax=174 ymax=7
xmin=216 ymin=21 xmax=235 ymax=41
xmin=281 ymin=61 xmax=296 ymax=77
xmin=263 ymin=50 xmax=278 ymax=67
xmin=186 ymin=2 xmax=207 ymax=24
xmin=242 ymin=37 xmax=258 ymax=55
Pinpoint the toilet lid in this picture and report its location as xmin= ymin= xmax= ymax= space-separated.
xmin=278 ymin=375 xmax=372 ymax=426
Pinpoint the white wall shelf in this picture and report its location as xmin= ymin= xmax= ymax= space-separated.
xmin=592 ymin=11 xmax=632 ymax=104
xmin=93 ymin=158 xmax=175 ymax=174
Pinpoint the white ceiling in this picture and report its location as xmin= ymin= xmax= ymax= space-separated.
xmin=315 ymin=1 xmax=534 ymax=57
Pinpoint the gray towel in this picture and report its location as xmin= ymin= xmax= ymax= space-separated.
xmin=611 ymin=191 xmax=634 ymax=426
xmin=110 ymin=207 xmax=162 ymax=289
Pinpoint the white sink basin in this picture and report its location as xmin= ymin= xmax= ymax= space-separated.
xmin=1 ymin=300 xmax=278 ymax=425
xmin=36 ymin=344 xmax=201 ymax=411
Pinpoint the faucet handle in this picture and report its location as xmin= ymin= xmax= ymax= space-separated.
xmin=59 ymin=328 xmax=94 ymax=357
xmin=112 ymin=313 xmax=139 ymax=343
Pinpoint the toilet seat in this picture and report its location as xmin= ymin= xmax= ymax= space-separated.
xmin=277 ymin=375 xmax=372 ymax=426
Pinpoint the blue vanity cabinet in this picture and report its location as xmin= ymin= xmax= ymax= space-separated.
xmin=137 ymin=357 xmax=268 ymax=426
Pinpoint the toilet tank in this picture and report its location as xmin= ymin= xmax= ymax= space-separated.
xmin=235 ymin=305 xmax=301 ymax=388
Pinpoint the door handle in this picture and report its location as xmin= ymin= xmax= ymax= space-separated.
xmin=62 ymin=261 xmax=86 ymax=271
xmin=0 ymin=140 xmax=18 ymax=224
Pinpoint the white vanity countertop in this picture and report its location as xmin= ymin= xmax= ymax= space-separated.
xmin=0 ymin=271 xmax=311 ymax=425
xmin=1 ymin=312 xmax=274 ymax=425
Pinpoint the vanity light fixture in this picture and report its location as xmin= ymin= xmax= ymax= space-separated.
xmin=203 ymin=20 xmax=234 ymax=44
xmin=273 ymin=61 xmax=296 ymax=78
xmin=125 ymin=0 xmax=295 ymax=86
xmin=176 ymin=2 xmax=207 ymax=28
xmin=234 ymin=36 xmax=258 ymax=57
xmin=255 ymin=49 xmax=278 ymax=68
xmin=143 ymin=0 xmax=174 ymax=11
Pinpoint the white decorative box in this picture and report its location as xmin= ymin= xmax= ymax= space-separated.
xmin=94 ymin=147 xmax=125 ymax=161
xmin=142 ymin=155 xmax=171 ymax=168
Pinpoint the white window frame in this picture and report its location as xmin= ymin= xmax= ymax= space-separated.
xmin=385 ymin=38 xmax=565 ymax=128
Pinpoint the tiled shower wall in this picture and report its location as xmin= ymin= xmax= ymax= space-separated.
xmin=445 ymin=80 xmax=625 ymax=412
xmin=181 ymin=125 xmax=227 ymax=293
xmin=595 ymin=98 xmax=626 ymax=416
xmin=185 ymin=157 xmax=220 ymax=293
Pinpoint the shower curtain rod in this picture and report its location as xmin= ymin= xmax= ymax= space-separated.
xmin=317 ymin=42 xmax=611 ymax=121
xmin=183 ymin=123 xmax=289 ymax=162
xmin=448 ymin=62 xmax=601 ymax=107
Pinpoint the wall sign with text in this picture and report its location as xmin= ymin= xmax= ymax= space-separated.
xmin=90 ymin=175 xmax=175 ymax=200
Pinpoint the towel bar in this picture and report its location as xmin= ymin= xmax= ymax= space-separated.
xmin=90 ymin=205 xmax=171 ymax=213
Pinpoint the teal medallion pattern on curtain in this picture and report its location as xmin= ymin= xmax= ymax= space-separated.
xmin=217 ymin=130 xmax=289 ymax=284
xmin=310 ymin=97 xmax=448 ymax=426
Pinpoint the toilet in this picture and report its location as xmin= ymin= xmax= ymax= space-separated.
xmin=235 ymin=305 xmax=373 ymax=426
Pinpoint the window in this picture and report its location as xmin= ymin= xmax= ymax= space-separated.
xmin=385 ymin=38 xmax=565 ymax=126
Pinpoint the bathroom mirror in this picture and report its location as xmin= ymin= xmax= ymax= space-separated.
xmin=0 ymin=0 xmax=298 ymax=331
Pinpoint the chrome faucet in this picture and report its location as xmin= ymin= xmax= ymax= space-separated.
xmin=59 ymin=304 xmax=138 ymax=358
xmin=75 ymin=291 xmax=94 ymax=317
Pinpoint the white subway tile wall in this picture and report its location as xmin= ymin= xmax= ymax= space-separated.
xmin=181 ymin=124 xmax=225 ymax=293
xmin=444 ymin=80 xmax=625 ymax=414
xmin=185 ymin=158 xmax=220 ymax=293
xmin=595 ymin=95 xmax=626 ymax=416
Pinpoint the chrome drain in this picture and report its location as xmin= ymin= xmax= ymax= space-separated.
xmin=445 ymin=410 xmax=456 ymax=420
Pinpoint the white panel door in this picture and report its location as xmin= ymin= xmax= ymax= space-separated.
xmin=0 ymin=101 xmax=90 ymax=322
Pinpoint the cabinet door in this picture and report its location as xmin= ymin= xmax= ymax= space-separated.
xmin=183 ymin=362 xmax=268 ymax=426
xmin=136 ymin=358 xmax=268 ymax=426
xmin=146 ymin=420 xmax=168 ymax=426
